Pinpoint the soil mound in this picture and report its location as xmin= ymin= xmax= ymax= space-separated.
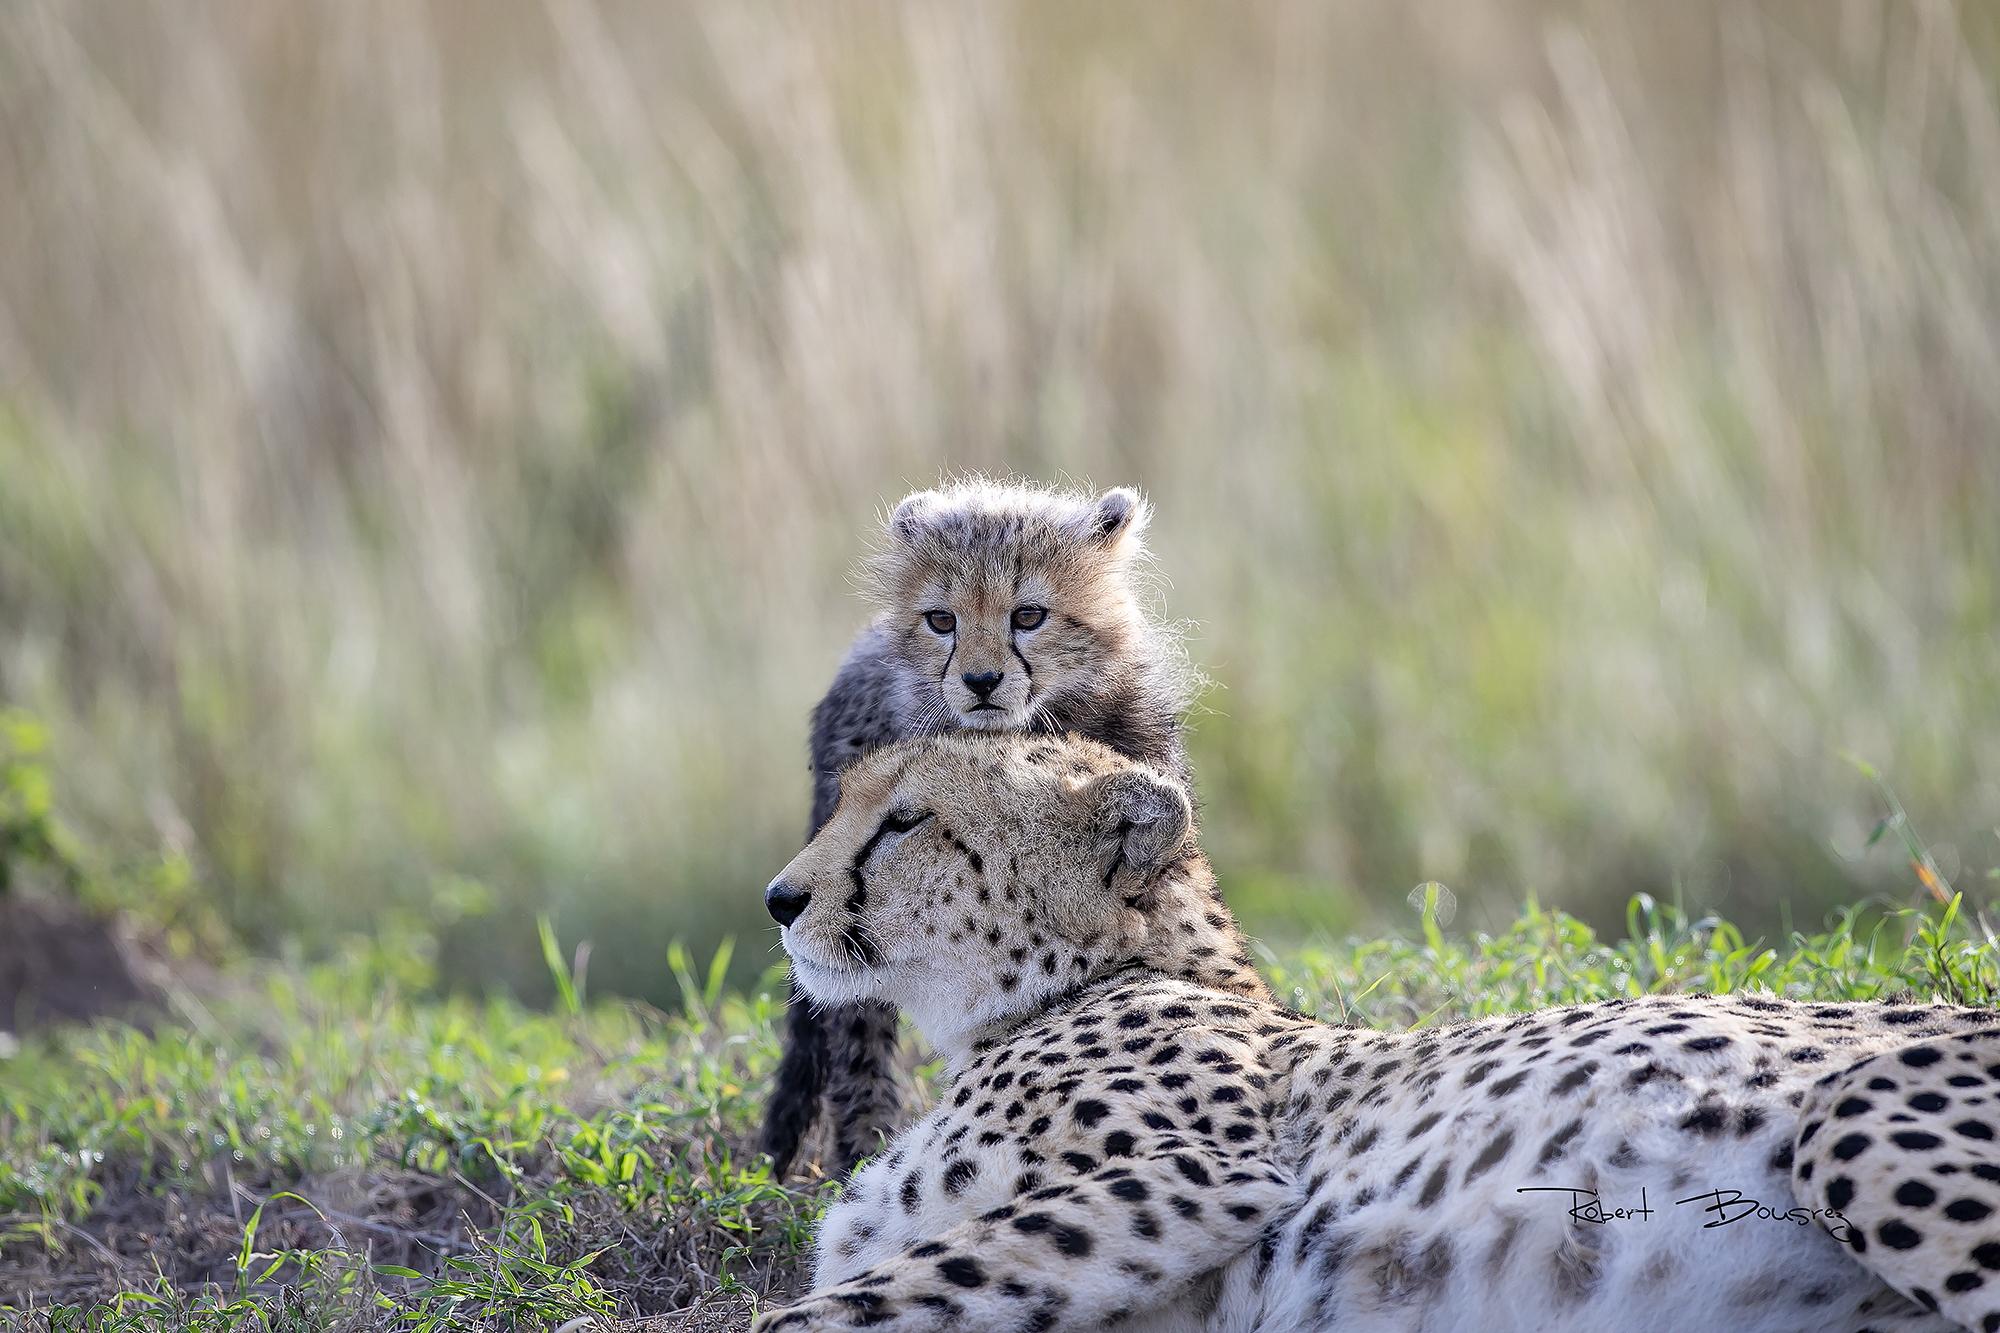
xmin=0 ymin=892 xmax=164 ymax=1034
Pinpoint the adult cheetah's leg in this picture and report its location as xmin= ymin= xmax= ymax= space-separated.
xmin=1791 ymin=1027 xmax=2000 ymax=1332
xmin=760 ymin=977 xmax=829 ymax=1177
xmin=750 ymin=1147 xmax=1290 ymax=1333
xmin=824 ymin=999 xmax=904 ymax=1174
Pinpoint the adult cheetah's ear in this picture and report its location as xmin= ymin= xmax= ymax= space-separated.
xmin=888 ymin=490 xmax=941 ymax=545
xmin=1078 ymin=487 xmax=1149 ymax=548
xmin=1088 ymin=766 xmax=1191 ymax=903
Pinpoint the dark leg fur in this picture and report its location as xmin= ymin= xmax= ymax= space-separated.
xmin=762 ymin=986 xmax=904 ymax=1177
xmin=761 ymin=976 xmax=828 ymax=1177
xmin=826 ymin=999 xmax=903 ymax=1171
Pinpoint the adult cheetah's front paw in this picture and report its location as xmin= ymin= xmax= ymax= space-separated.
xmin=748 ymin=1302 xmax=810 ymax=1333
xmin=749 ymin=1292 xmax=880 ymax=1333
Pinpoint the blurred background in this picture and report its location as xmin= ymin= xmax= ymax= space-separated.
xmin=2 ymin=1 xmax=1997 ymax=1004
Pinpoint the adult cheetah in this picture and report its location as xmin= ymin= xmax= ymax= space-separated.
xmin=756 ymin=731 xmax=2000 ymax=1332
xmin=765 ymin=479 xmax=1195 ymax=1177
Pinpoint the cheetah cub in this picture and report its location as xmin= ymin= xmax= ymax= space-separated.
xmin=764 ymin=479 xmax=1194 ymax=1178
xmin=757 ymin=731 xmax=2000 ymax=1333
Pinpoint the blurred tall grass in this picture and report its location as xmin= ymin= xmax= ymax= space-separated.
xmin=2 ymin=1 xmax=1997 ymax=1001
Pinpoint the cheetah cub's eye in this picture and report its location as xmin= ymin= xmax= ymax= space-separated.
xmin=923 ymin=610 xmax=957 ymax=635
xmin=1011 ymin=606 xmax=1047 ymax=631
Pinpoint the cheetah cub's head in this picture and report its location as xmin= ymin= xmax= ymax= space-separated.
xmin=766 ymin=732 xmax=1265 ymax=1057
xmin=867 ymin=479 xmax=1175 ymax=734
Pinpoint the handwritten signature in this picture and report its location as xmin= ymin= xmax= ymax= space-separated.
xmin=1516 ymin=1186 xmax=1851 ymax=1242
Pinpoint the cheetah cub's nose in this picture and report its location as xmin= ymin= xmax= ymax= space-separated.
xmin=765 ymin=879 xmax=810 ymax=928
xmin=961 ymin=670 xmax=1003 ymax=699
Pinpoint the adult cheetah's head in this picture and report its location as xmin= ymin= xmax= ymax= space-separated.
xmin=865 ymin=479 xmax=1182 ymax=735
xmin=766 ymin=732 xmax=1254 ymax=1054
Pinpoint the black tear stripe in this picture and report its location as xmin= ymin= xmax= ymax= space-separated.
xmin=842 ymin=862 xmax=873 ymax=963
xmin=839 ymin=856 xmax=881 ymax=964
xmin=1009 ymin=637 xmax=1034 ymax=679
xmin=842 ymin=811 xmax=932 ymax=966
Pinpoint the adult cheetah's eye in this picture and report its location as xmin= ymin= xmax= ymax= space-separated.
xmin=880 ymin=809 xmax=933 ymax=835
xmin=865 ymin=809 xmax=934 ymax=863
xmin=923 ymin=610 xmax=957 ymax=635
xmin=1011 ymin=605 xmax=1047 ymax=631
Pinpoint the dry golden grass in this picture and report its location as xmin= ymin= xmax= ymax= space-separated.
xmin=1 ymin=2 xmax=1997 ymax=997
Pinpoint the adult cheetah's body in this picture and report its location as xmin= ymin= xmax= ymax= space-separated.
xmin=758 ymin=733 xmax=2000 ymax=1332
xmin=813 ymin=980 xmax=1994 ymax=1333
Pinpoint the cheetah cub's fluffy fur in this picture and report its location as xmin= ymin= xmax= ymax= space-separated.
xmin=764 ymin=479 xmax=1194 ymax=1178
xmin=758 ymin=732 xmax=2000 ymax=1333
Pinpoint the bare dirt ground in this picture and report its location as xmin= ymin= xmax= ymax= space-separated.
xmin=0 ymin=893 xmax=164 ymax=1035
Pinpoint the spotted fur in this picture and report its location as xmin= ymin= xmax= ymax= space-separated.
xmin=1794 ymin=1029 xmax=2000 ymax=1330
xmin=765 ymin=479 xmax=1195 ymax=1177
xmin=758 ymin=732 xmax=2000 ymax=1332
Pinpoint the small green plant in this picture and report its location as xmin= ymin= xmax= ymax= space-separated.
xmin=537 ymin=915 xmax=586 ymax=1018
xmin=0 ymin=711 xmax=80 ymax=899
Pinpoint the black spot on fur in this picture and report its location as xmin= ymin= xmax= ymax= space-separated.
xmin=1465 ymin=1129 xmax=1514 ymax=1184
xmin=1679 ymin=1103 xmax=1728 ymax=1136
xmin=1537 ymin=1120 xmax=1583 ymax=1166
xmin=1418 ymin=1162 xmax=1452 ymax=1207
xmin=1878 ymin=1220 xmax=1923 ymax=1250
xmin=938 ymin=1256 xmax=986 ymax=1288
xmin=1172 ymin=1155 xmax=1213 ymax=1187
xmin=943 ymin=1159 xmax=979 ymax=1196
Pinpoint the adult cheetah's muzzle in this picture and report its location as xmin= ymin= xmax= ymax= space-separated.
xmin=765 ymin=878 xmax=810 ymax=927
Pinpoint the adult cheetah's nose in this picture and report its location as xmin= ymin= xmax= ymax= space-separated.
xmin=961 ymin=670 xmax=1003 ymax=700
xmin=765 ymin=879 xmax=810 ymax=928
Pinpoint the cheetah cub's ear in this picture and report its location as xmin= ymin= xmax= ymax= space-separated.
xmin=1088 ymin=767 xmax=1192 ymax=907
xmin=887 ymin=490 xmax=942 ymax=545
xmin=1072 ymin=486 xmax=1150 ymax=548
